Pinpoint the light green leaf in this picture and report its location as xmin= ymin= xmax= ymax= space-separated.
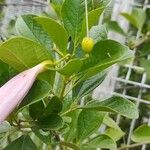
xmin=121 ymin=8 xmax=146 ymax=29
xmin=131 ymin=124 xmax=150 ymax=142
xmin=19 ymin=80 xmax=51 ymax=111
xmin=0 ymin=37 xmax=53 ymax=71
xmin=89 ymin=25 xmax=107 ymax=43
xmin=57 ymin=59 xmax=83 ymax=76
xmin=81 ymin=96 xmax=139 ymax=119
xmin=87 ymin=134 xmax=117 ymax=149
xmin=60 ymin=142 xmax=80 ymax=150
xmin=105 ymin=128 xmax=125 ymax=141
xmin=35 ymin=16 xmax=68 ymax=52
xmin=15 ymin=15 xmax=53 ymax=51
xmin=62 ymin=0 xmax=85 ymax=42
xmin=4 ymin=135 xmax=37 ymax=150
xmin=103 ymin=114 xmax=121 ymax=130
xmin=77 ymin=110 xmax=105 ymax=142
xmin=105 ymin=21 xmax=126 ymax=36
xmin=78 ymin=40 xmax=134 ymax=81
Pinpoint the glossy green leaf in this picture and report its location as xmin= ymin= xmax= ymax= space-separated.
xmin=32 ymin=127 xmax=52 ymax=144
xmin=29 ymin=101 xmax=45 ymax=120
xmin=77 ymin=110 xmax=105 ymax=141
xmin=0 ymin=37 xmax=53 ymax=71
xmin=78 ymin=40 xmax=134 ymax=81
xmin=58 ymin=59 xmax=83 ymax=76
xmin=4 ymin=135 xmax=37 ymax=150
xmin=15 ymin=15 xmax=53 ymax=51
xmin=37 ymin=114 xmax=63 ymax=129
xmin=77 ymin=70 xmax=107 ymax=99
xmin=131 ymin=124 xmax=150 ymax=142
xmin=105 ymin=128 xmax=125 ymax=141
xmin=19 ymin=80 xmax=51 ymax=111
xmin=35 ymin=16 xmax=68 ymax=52
xmin=60 ymin=142 xmax=80 ymax=150
xmin=121 ymin=8 xmax=146 ymax=29
xmin=81 ymin=96 xmax=139 ymax=119
xmin=106 ymin=21 xmax=126 ymax=36
xmin=89 ymin=25 xmax=107 ymax=43
xmin=87 ymin=134 xmax=117 ymax=149
xmin=44 ymin=96 xmax=63 ymax=115
xmin=62 ymin=0 xmax=85 ymax=42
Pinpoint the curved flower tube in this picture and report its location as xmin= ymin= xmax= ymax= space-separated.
xmin=0 ymin=63 xmax=46 ymax=124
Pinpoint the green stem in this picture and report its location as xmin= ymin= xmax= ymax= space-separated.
xmin=53 ymin=47 xmax=64 ymax=57
xmin=60 ymin=107 xmax=78 ymax=117
xmin=118 ymin=142 xmax=150 ymax=150
xmin=55 ymin=54 xmax=71 ymax=65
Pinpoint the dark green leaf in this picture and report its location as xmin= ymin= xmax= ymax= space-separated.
xmin=35 ymin=16 xmax=68 ymax=53
xmin=4 ymin=135 xmax=37 ymax=150
xmin=44 ymin=96 xmax=63 ymax=115
xmin=29 ymin=101 xmax=45 ymax=120
xmin=131 ymin=124 xmax=150 ymax=142
xmin=77 ymin=70 xmax=107 ymax=99
xmin=81 ymin=96 xmax=139 ymax=119
xmin=19 ymin=80 xmax=51 ymax=111
xmin=37 ymin=114 xmax=63 ymax=129
xmin=32 ymin=127 xmax=52 ymax=144
xmin=77 ymin=110 xmax=105 ymax=141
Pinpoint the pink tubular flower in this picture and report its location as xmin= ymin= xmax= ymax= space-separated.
xmin=0 ymin=63 xmax=46 ymax=124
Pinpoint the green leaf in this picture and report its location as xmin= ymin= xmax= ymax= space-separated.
xmin=19 ymin=80 xmax=51 ymax=111
xmin=131 ymin=124 xmax=150 ymax=142
xmin=4 ymin=135 xmax=37 ymax=150
xmin=15 ymin=15 xmax=53 ymax=51
xmin=105 ymin=21 xmax=126 ymax=36
xmin=0 ymin=37 xmax=53 ymax=71
xmin=62 ymin=0 xmax=85 ymax=42
xmin=44 ymin=96 xmax=63 ymax=115
xmin=77 ymin=110 xmax=105 ymax=141
xmin=105 ymin=128 xmax=125 ymax=141
xmin=89 ymin=25 xmax=107 ymax=43
xmin=87 ymin=134 xmax=117 ymax=149
xmin=0 ymin=60 xmax=10 ymax=86
xmin=32 ymin=127 xmax=51 ymax=144
xmin=37 ymin=114 xmax=63 ymax=129
xmin=35 ymin=16 xmax=68 ymax=53
xmin=57 ymin=59 xmax=83 ymax=76
xmin=81 ymin=96 xmax=139 ymax=119
xmin=78 ymin=40 xmax=134 ymax=81
xmin=60 ymin=142 xmax=80 ymax=150
xmin=77 ymin=70 xmax=107 ymax=99
xmin=121 ymin=8 xmax=146 ymax=29
xmin=140 ymin=58 xmax=150 ymax=80
xmin=29 ymin=101 xmax=45 ymax=120
xmin=103 ymin=114 xmax=121 ymax=130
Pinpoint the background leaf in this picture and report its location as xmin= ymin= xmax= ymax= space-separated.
xmin=131 ymin=124 xmax=150 ymax=142
xmin=81 ymin=96 xmax=139 ymax=119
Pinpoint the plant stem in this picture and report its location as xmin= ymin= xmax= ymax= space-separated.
xmin=85 ymin=0 xmax=89 ymax=37
xmin=53 ymin=47 xmax=64 ymax=57
xmin=118 ymin=142 xmax=150 ymax=150
xmin=60 ymin=107 xmax=78 ymax=117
